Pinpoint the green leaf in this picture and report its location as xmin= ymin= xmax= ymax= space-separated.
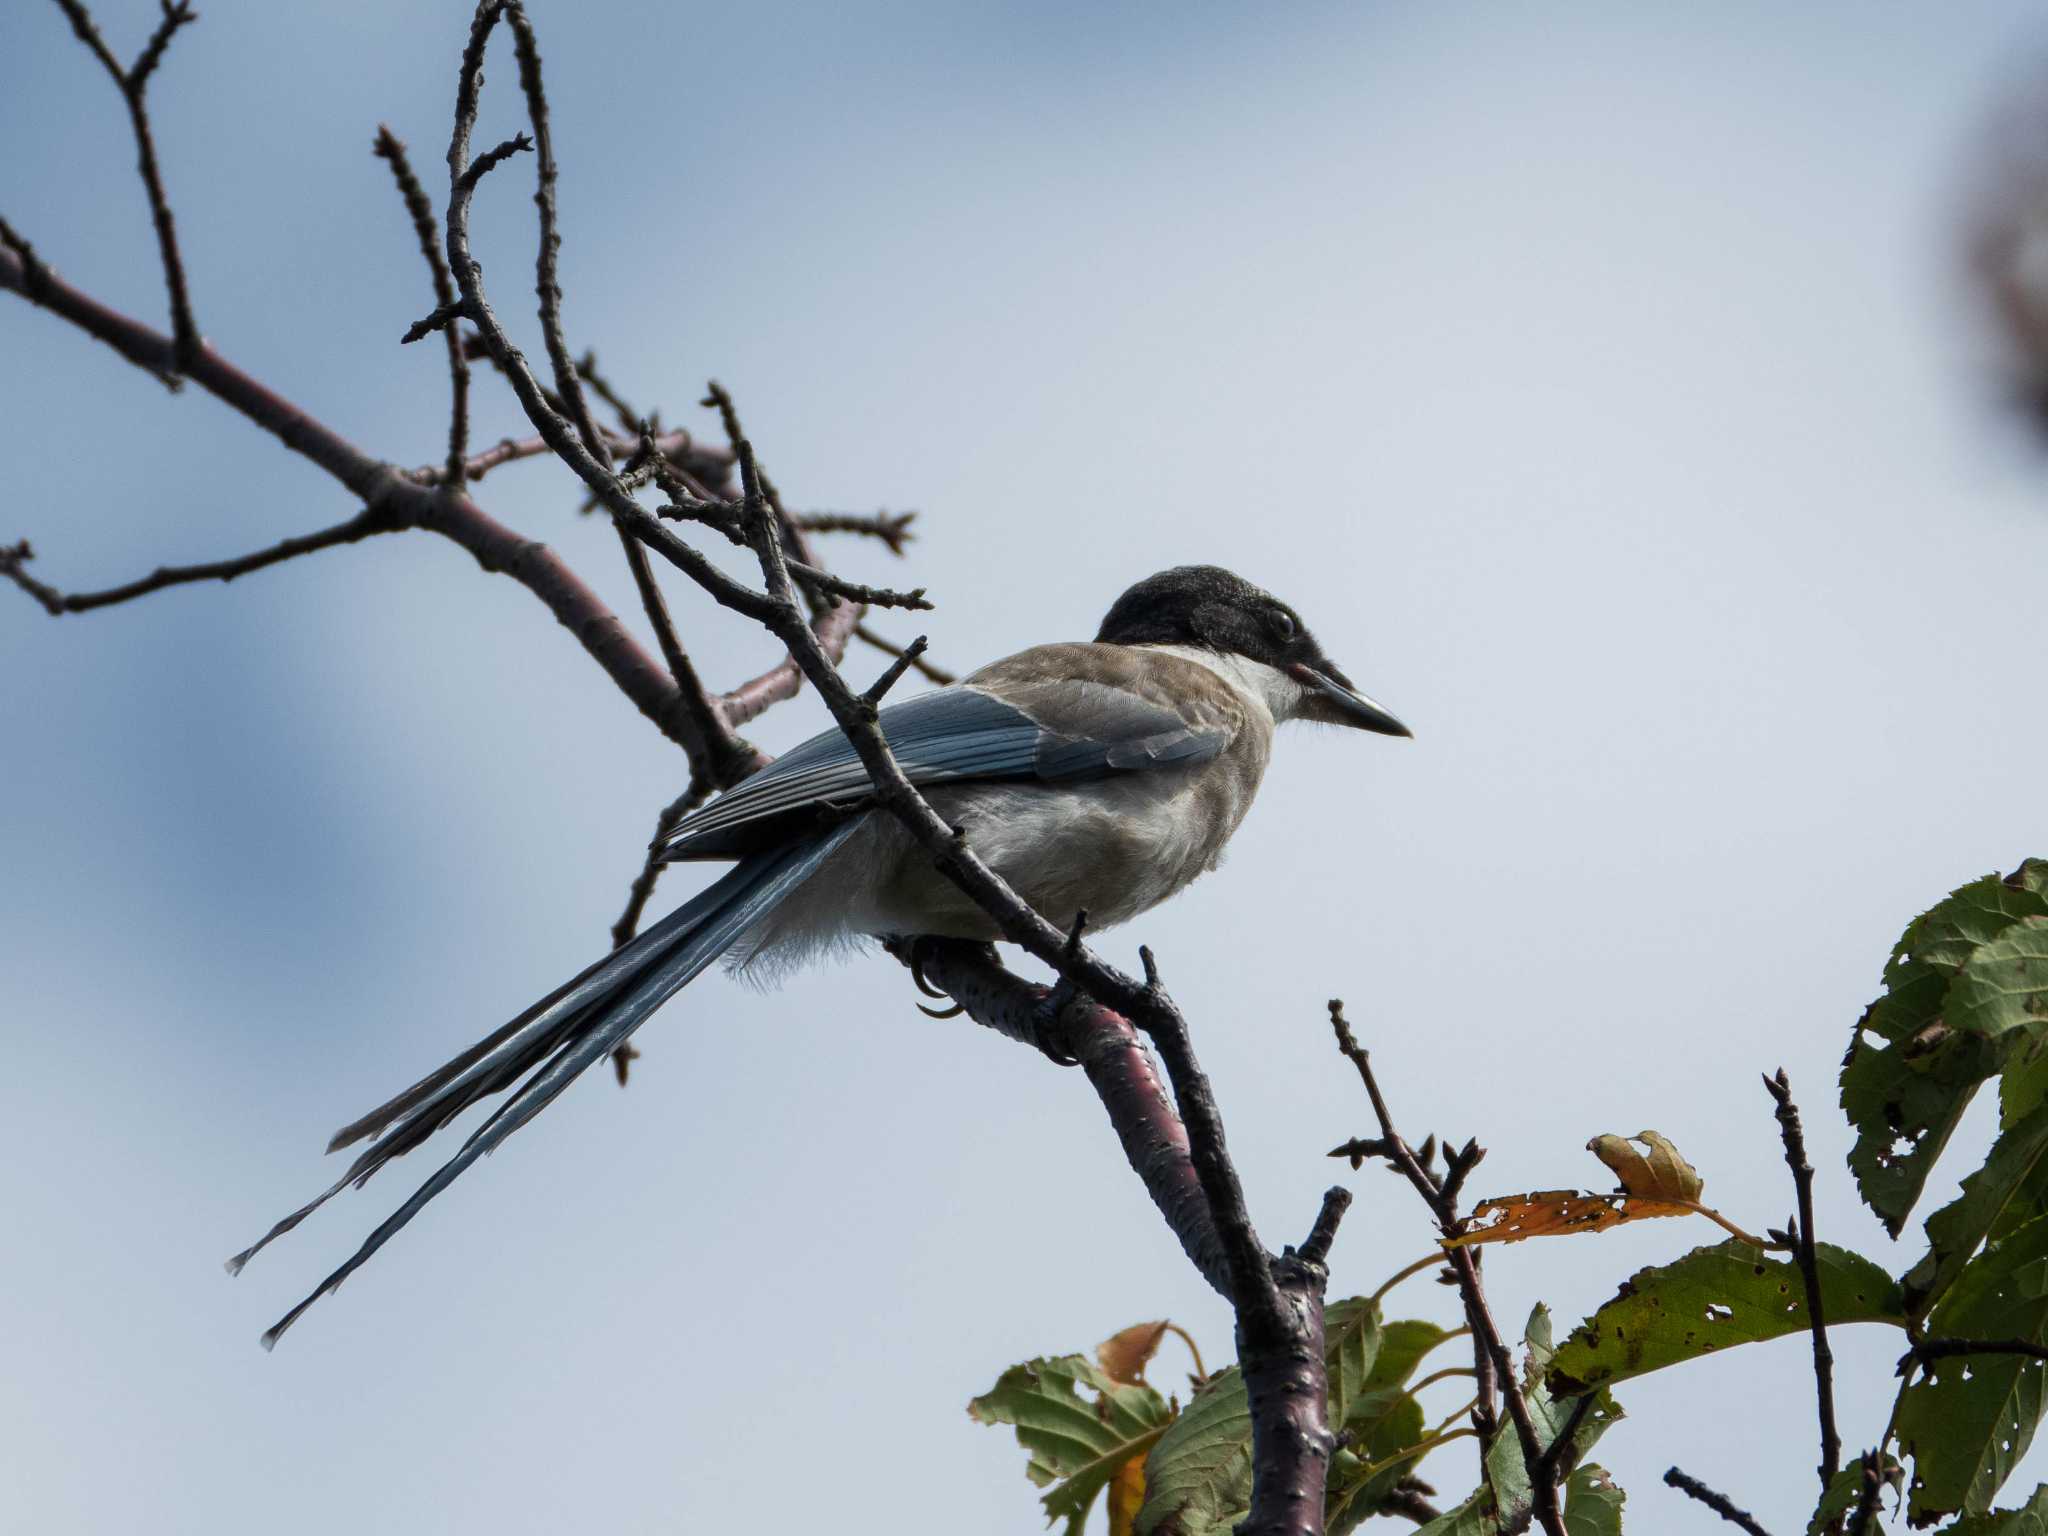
xmin=1908 ymin=1099 xmax=2048 ymax=1316
xmin=1142 ymin=1300 xmax=1455 ymax=1536
xmin=1545 ymin=1240 xmax=1904 ymax=1397
xmin=1137 ymin=1364 xmax=1252 ymax=1536
xmin=1415 ymin=1307 xmax=1622 ymax=1536
xmin=1950 ymin=920 xmax=2048 ymax=1043
xmin=1888 ymin=871 xmax=2048 ymax=987
xmin=1847 ymin=867 xmax=2048 ymax=1234
xmin=969 ymin=1354 xmax=1176 ymax=1536
xmin=1806 ymin=1455 xmax=1902 ymax=1536
xmin=1325 ymin=1318 xmax=1457 ymax=1536
xmin=1843 ymin=978 xmax=2011 ymax=1237
xmin=1899 ymin=1214 xmax=2048 ymax=1525
xmin=1940 ymin=1482 xmax=2048 ymax=1533
xmin=1324 ymin=1297 xmax=1384 ymax=1430
xmin=1563 ymin=1465 xmax=1625 ymax=1536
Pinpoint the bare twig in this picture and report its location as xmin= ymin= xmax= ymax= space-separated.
xmin=2 ymin=509 xmax=402 ymax=614
xmin=1327 ymin=1004 xmax=1502 ymax=1451
xmin=1903 ymin=1335 xmax=2048 ymax=1367
xmin=1663 ymin=1467 xmax=1777 ymax=1536
xmin=1765 ymin=1069 xmax=1840 ymax=1500
xmin=373 ymin=125 xmax=469 ymax=487
xmin=854 ymin=623 xmax=956 ymax=685
xmin=53 ymin=0 xmax=201 ymax=371
xmin=1845 ymin=1452 xmax=1885 ymax=1536
xmin=1377 ymin=1483 xmax=1443 ymax=1526
xmin=792 ymin=509 xmax=918 ymax=555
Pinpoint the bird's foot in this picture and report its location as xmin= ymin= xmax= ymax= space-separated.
xmin=906 ymin=935 xmax=966 ymax=1019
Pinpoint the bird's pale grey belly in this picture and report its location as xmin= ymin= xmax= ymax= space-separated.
xmin=864 ymin=754 xmax=1260 ymax=939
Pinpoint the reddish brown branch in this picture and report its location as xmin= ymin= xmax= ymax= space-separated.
xmin=53 ymin=0 xmax=201 ymax=372
xmin=0 ymin=242 xmax=739 ymax=773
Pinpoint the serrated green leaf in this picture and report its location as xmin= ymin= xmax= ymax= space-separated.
xmin=1908 ymin=1100 xmax=2048 ymax=1316
xmin=970 ymin=1354 xmax=1176 ymax=1535
xmin=1137 ymin=1364 xmax=1252 ymax=1536
xmin=1806 ymin=1455 xmax=1902 ymax=1536
xmin=1888 ymin=872 xmax=2048 ymax=987
xmin=1941 ymin=1482 xmax=2048 ymax=1533
xmin=1848 ymin=868 xmax=2048 ymax=1234
xmin=1900 ymin=1214 xmax=2048 ymax=1525
xmin=1325 ymin=1319 xmax=1456 ymax=1536
xmin=1324 ymin=1297 xmax=1383 ymax=1430
xmin=1141 ymin=1300 xmax=1453 ymax=1536
xmin=1950 ymin=920 xmax=2048 ymax=1043
xmin=1545 ymin=1241 xmax=1904 ymax=1397
xmin=1563 ymin=1465 xmax=1625 ymax=1536
xmin=1843 ymin=1012 xmax=2009 ymax=1238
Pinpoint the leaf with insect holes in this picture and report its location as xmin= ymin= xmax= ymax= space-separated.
xmin=1843 ymin=866 xmax=2048 ymax=1237
xmin=1444 ymin=1132 xmax=1756 ymax=1249
xmin=969 ymin=1353 xmax=1176 ymax=1536
xmin=1899 ymin=1212 xmax=2048 ymax=1525
xmin=1544 ymin=1240 xmax=1904 ymax=1397
xmin=1563 ymin=1465 xmax=1626 ymax=1536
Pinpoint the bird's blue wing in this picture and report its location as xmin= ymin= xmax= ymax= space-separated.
xmin=660 ymin=683 xmax=1225 ymax=860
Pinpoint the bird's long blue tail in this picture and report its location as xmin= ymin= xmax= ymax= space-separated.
xmin=228 ymin=823 xmax=857 ymax=1349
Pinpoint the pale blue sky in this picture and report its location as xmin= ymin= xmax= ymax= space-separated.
xmin=6 ymin=2 xmax=2048 ymax=1531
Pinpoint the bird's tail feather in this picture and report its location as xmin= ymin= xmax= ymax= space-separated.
xmin=230 ymin=823 xmax=856 ymax=1349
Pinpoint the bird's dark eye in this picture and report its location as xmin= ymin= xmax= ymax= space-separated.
xmin=1269 ymin=609 xmax=1297 ymax=641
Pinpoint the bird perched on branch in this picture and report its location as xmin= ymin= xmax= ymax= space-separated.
xmin=230 ymin=564 xmax=1409 ymax=1345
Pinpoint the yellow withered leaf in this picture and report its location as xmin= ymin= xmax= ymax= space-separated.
xmin=1588 ymin=1130 xmax=1702 ymax=1212
xmin=1096 ymin=1320 xmax=1171 ymax=1385
xmin=1107 ymin=1450 xmax=1147 ymax=1536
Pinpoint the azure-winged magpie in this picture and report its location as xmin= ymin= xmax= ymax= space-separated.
xmin=230 ymin=564 xmax=1409 ymax=1345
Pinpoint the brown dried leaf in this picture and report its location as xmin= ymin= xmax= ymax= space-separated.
xmin=1098 ymin=1320 xmax=1171 ymax=1386
xmin=1445 ymin=1190 xmax=1657 ymax=1247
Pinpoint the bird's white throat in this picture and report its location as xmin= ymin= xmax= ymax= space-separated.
xmin=1142 ymin=644 xmax=1310 ymax=724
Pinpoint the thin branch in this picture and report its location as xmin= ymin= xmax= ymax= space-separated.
xmin=792 ymin=509 xmax=918 ymax=555
xmin=1377 ymin=1485 xmax=1443 ymax=1526
xmin=372 ymin=125 xmax=469 ymax=487
xmin=1327 ymin=1003 xmax=1502 ymax=1452
xmin=859 ymin=634 xmax=930 ymax=706
xmin=1846 ymin=1452 xmax=1886 ymax=1536
xmin=1905 ymin=1336 xmax=2048 ymax=1366
xmin=1663 ymin=1468 xmax=1777 ymax=1536
xmin=53 ymin=0 xmax=201 ymax=371
xmin=1765 ymin=1069 xmax=1841 ymax=1499
xmin=457 ymin=132 xmax=532 ymax=193
xmin=0 ymin=243 xmax=743 ymax=768
xmin=1 ymin=509 xmax=402 ymax=614
xmin=855 ymin=623 xmax=956 ymax=685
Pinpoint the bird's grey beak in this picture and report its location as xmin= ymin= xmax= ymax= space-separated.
xmin=1288 ymin=659 xmax=1412 ymax=737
